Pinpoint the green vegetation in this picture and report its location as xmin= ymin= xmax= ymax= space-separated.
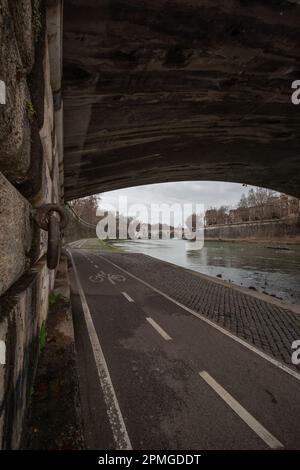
xmin=49 ymin=292 xmax=62 ymax=307
xmin=25 ymin=99 xmax=35 ymax=121
xmin=39 ymin=321 xmax=47 ymax=353
xmin=33 ymin=0 xmax=42 ymax=39
xmin=97 ymin=239 xmax=121 ymax=252
xmin=75 ymin=238 xmax=122 ymax=252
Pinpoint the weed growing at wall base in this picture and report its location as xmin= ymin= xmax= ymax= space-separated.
xmin=25 ymin=99 xmax=35 ymax=121
xmin=39 ymin=321 xmax=47 ymax=353
xmin=33 ymin=0 xmax=42 ymax=39
xmin=49 ymin=292 xmax=63 ymax=307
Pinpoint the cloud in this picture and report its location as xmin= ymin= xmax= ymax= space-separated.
xmin=99 ymin=181 xmax=256 ymax=223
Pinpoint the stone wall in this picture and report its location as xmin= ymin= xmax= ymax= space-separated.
xmin=0 ymin=0 xmax=63 ymax=449
xmin=204 ymin=218 xmax=300 ymax=244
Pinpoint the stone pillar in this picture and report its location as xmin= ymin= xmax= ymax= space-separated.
xmin=0 ymin=0 xmax=63 ymax=448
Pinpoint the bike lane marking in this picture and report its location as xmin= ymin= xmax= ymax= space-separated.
xmin=146 ymin=317 xmax=172 ymax=341
xmin=67 ymin=250 xmax=132 ymax=450
xmin=89 ymin=270 xmax=127 ymax=286
xmin=122 ymin=292 xmax=135 ymax=303
xmin=97 ymin=254 xmax=300 ymax=383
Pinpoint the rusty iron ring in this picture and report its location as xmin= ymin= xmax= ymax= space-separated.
xmin=32 ymin=204 xmax=69 ymax=231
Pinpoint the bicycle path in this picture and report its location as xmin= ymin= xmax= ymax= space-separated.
xmin=68 ymin=248 xmax=300 ymax=450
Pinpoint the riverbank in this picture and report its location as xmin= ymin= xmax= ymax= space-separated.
xmin=205 ymin=237 xmax=300 ymax=245
xmin=113 ymin=239 xmax=300 ymax=305
xmin=66 ymin=238 xmax=300 ymax=305
xmin=204 ymin=218 xmax=300 ymax=244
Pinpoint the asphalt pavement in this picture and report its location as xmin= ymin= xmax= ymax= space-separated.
xmin=68 ymin=248 xmax=300 ymax=450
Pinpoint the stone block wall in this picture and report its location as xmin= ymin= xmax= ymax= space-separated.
xmin=0 ymin=0 xmax=63 ymax=449
xmin=204 ymin=219 xmax=300 ymax=244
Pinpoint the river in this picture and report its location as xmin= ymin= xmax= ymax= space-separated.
xmin=113 ymin=239 xmax=300 ymax=305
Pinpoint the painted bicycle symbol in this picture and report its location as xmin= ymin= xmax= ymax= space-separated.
xmin=89 ymin=270 xmax=126 ymax=285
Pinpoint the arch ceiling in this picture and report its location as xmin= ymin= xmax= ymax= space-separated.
xmin=63 ymin=0 xmax=300 ymax=200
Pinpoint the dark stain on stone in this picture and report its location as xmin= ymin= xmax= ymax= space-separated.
xmin=164 ymin=45 xmax=187 ymax=67
xmin=0 ymin=271 xmax=39 ymax=449
xmin=28 ymin=0 xmax=46 ymax=130
xmin=110 ymin=49 xmax=139 ymax=66
xmin=16 ymin=119 xmax=44 ymax=199
xmin=230 ymin=27 xmax=242 ymax=38
xmin=63 ymin=64 xmax=91 ymax=82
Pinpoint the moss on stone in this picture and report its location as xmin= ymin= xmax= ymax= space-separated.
xmin=39 ymin=321 xmax=47 ymax=353
xmin=25 ymin=99 xmax=35 ymax=121
xmin=32 ymin=0 xmax=41 ymax=40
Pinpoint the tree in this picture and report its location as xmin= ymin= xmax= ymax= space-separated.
xmin=69 ymin=194 xmax=101 ymax=225
xmin=238 ymin=194 xmax=249 ymax=208
xmin=254 ymin=187 xmax=276 ymax=206
xmin=238 ymin=187 xmax=277 ymax=209
xmin=216 ymin=205 xmax=229 ymax=224
xmin=247 ymin=188 xmax=256 ymax=207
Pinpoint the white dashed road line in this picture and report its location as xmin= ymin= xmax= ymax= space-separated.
xmin=146 ymin=317 xmax=172 ymax=341
xmin=98 ymin=255 xmax=300 ymax=383
xmin=79 ymin=239 xmax=88 ymax=248
xmin=122 ymin=292 xmax=134 ymax=303
xmin=199 ymin=371 xmax=284 ymax=450
xmin=68 ymin=250 xmax=132 ymax=450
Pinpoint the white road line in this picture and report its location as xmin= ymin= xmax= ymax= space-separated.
xmin=76 ymin=239 xmax=86 ymax=248
xmin=70 ymin=240 xmax=81 ymax=248
xmin=98 ymin=255 xmax=300 ymax=383
xmin=77 ymin=239 xmax=87 ymax=248
xmin=199 ymin=371 xmax=284 ymax=450
xmin=146 ymin=317 xmax=172 ymax=341
xmin=67 ymin=250 xmax=132 ymax=450
xmin=122 ymin=292 xmax=134 ymax=303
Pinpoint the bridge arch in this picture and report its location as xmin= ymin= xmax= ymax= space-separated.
xmin=63 ymin=0 xmax=300 ymax=200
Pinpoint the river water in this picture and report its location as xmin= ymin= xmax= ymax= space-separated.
xmin=113 ymin=239 xmax=300 ymax=305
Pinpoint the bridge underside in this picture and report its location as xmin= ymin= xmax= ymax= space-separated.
xmin=63 ymin=0 xmax=300 ymax=200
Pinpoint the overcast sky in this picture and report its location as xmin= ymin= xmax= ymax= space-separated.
xmin=99 ymin=181 xmax=256 ymax=224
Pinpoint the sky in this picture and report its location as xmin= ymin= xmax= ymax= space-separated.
xmin=98 ymin=181 xmax=256 ymax=225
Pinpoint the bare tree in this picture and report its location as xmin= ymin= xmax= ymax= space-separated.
xmin=69 ymin=194 xmax=101 ymax=225
xmin=238 ymin=187 xmax=277 ymax=209
xmin=238 ymin=194 xmax=249 ymax=208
